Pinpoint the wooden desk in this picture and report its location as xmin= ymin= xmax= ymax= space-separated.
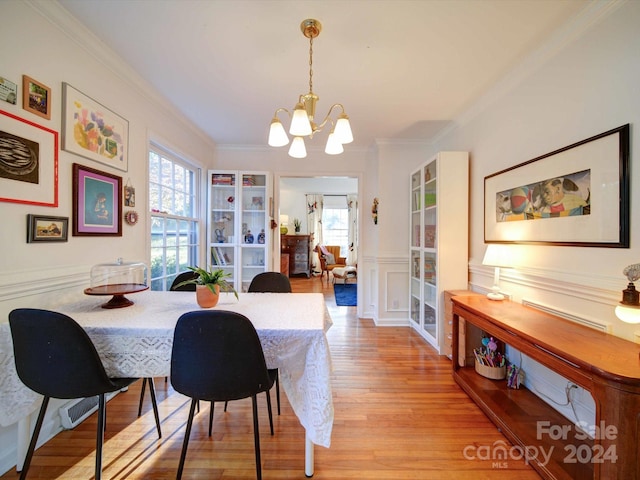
xmin=451 ymin=296 xmax=640 ymax=480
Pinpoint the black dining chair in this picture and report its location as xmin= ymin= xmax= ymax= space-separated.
xmin=170 ymin=271 xmax=199 ymax=291
xmin=8 ymin=308 xmax=160 ymax=480
xmin=170 ymin=310 xmax=277 ymax=480
xmin=248 ymin=271 xmax=292 ymax=293
xmin=137 ymin=271 xmax=200 ymax=427
xmin=246 ymin=271 xmax=291 ymax=415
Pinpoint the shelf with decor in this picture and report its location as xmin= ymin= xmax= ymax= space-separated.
xmin=408 ymin=152 xmax=468 ymax=352
xmin=208 ymin=170 xmax=271 ymax=292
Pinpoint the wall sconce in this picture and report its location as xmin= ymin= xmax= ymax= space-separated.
xmin=482 ymin=245 xmax=514 ymax=301
xmin=615 ymin=263 xmax=640 ymax=323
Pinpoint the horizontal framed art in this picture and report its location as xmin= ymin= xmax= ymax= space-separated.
xmin=27 ymin=214 xmax=68 ymax=243
xmin=484 ymin=124 xmax=630 ymax=247
xmin=72 ymin=163 xmax=122 ymax=236
xmin=0 ymin=109 xmax=58 ymax=207
xmin=22 ymin=75 xmax=51 ymax=120
xmin=62 ymin=83 xmax=129 ymax=172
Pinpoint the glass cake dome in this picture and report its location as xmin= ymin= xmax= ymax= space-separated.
xmin=84 ymin=258 xmax=148 ymax=308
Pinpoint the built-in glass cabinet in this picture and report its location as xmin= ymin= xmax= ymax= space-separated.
xmin=208 ymin=170 xmax=271 ymax=292
xmin=409 ymin=152 xmax=469 ymax=352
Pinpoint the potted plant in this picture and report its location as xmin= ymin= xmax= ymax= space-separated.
xmin=175 ymin=266 xmax=238 ymax=308
xmin=293 ymin=218 xmax=301 ymax=233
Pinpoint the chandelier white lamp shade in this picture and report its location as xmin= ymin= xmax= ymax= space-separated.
xmin=482 ymin=244 xmax=514 ymax=301
xmin=267 ymin=19 xmax=353 ymax=158
xmin=615 ymin=263 xmax=640 ymax=324
xmin=288 ymin=136 xmax=307 ymax=159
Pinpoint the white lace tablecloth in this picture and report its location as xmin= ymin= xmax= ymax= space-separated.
xmin=0 ymin=291 xmax=334 ymax=448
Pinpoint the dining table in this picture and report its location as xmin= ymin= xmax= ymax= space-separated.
xmin=0 ymin=290 xmax=334 ymax=477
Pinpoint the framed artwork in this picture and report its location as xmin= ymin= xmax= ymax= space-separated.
xmin=0 ymin=77 xmax=18 ymax=105
xmin=484 ymin=124 xmax=629 ymax=247
xmin=0 ymin=109 xmax=58 ymax=207
xmin=22 ymin=75 xmax=51 ymax=120
xmin=27 ymin=214 xmax=68 ymax=243
xmin=62 ymin=83 xmax=129 ymax=171
xmin=124 ymin=184 xmax=135 ymax=207
xmin=72 ymin=163 xmax=122 ymax=236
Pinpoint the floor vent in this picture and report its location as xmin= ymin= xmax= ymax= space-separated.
xmin=59 ymin=392 xmax=117 ymax=429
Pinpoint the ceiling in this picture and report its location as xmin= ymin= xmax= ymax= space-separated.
xmin=56 ymin=0 xmax=588 ymax=151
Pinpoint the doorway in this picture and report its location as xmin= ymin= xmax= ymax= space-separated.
xmin=276 ymin=175 xmax=359 ymax=277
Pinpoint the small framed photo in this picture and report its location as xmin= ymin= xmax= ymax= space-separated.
xmin=0 ymin=77 xmax=18 ymax=105
xmin=27 ymin=214 xmax=68 ymax=243
xmin=124 ymin=184 xmax=135 ymax=207
xmin=22 ymin=75 xmax=51 ymax=120
xmin=73 ymin=163 xmax=122 ymax=236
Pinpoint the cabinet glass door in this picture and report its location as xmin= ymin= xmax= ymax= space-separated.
xmin=410 ymin=250 xmax=421 ymax=325
xmin=423 ymin=160 xmax=437 ymax=341
xmin=411 ymin=171 xmax=421 ymax=248
xmin=239 ymin=174 xmax=267 ymax=291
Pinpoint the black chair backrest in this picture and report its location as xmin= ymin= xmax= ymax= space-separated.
xmin=9 ymin=308 xmax=120 ymax=399
xmin=248 ymin=272 xmax=292 ymax=293
xmin=170 ymin=271 xmax=199 ymax=291
xmin=171 ymin=310 xmax=272 ymax=401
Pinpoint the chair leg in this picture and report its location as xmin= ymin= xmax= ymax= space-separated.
xmin=208 ymin=401 xmax=215 ymax=437
xmin=19 ymin=396 xmax=50 ymax=480
xmin=96 ymin=393 xmax=106 ymax=480
xmin=275 ymin=370 xmax=280 ymax=416
xmin=177 ymin=399 xmax=198 ymax=480
xmin=147 ymin=378 xmax=162 ymax=438
xmin=251 ymin=395 xmax=262 ymax=480
xmin=138 ymin=378 xmax=162 ymax=438
xmin=265 ymin=389 xmax=274 ymax=436
xmin=137 ymin=377 xmax=147 ymax=417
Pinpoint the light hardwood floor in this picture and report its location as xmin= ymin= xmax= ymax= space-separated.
xmin=1 ymin=276 xmax=539 ymax=479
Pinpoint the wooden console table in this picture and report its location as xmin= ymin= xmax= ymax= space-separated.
xmin=451 ymin=295 xmax=640 ymax=480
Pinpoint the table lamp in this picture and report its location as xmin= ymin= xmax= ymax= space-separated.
xmin=482 ymin=245 xmax=513 ymax=301
xmin=615 ymin=263 xmax=640 ymax=324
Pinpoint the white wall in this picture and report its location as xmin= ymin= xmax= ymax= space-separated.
xmin=0 ymin=2 xmax=215 ymax=474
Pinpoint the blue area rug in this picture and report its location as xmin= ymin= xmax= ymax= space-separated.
xmin=334 ymin=283 xmax=357 ymax=306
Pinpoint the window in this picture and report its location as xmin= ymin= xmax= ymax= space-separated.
xmin=148 ymin=143 xmax=200 ymax=291
xmin=322 ymin=196 xmax=349 ymax=257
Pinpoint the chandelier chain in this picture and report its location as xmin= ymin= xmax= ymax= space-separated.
xmin=308 ymin=35 xmax=314 ymax=94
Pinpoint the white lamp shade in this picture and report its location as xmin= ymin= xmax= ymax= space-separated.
xmin=288 ymin=136 xmax=307 ymax=158
xmin=324 ymin=131 xmax=344 ymax=155
xmin=615 ymin=304 xmax=640 ymax=324
xmin=482 ymin=244 xmax=513 ymax=268
xmin=268 ymin=118 xmax=289 ymax=147
xmin=333 ymin=114 xmax=353 ymax=144
xmin=289 ymin=104 xmax=313 ymax=136
xmin=279 ymin=214 xmax=289 ymax=226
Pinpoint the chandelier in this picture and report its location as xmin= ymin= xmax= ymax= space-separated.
xmin=267 ymin=19 xmax=353 ymax=158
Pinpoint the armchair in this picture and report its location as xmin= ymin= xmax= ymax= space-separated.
xmin=315 ymin=245 xmax=347 ymax=283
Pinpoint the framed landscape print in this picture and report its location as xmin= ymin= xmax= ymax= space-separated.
xmin=484 ymin=124 xmax=629 ymax=247
xmin=22 ymin=75 xmax=51 ymax=120
xmin=62 ymin=83 xmax=129 ymax=171
xmin=0 ymin=109 xmax=58 ymax=207
xmin=72 ymin=163 xmax=122 ymax=236
xmin=27 ymin=214 xmax=68 ymax=243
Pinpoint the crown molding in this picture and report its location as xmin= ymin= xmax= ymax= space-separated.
xmin=25 ymin=0 xmax=215 ymax=147
xmin=438 ymin=0 xmax=625 ymax=140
